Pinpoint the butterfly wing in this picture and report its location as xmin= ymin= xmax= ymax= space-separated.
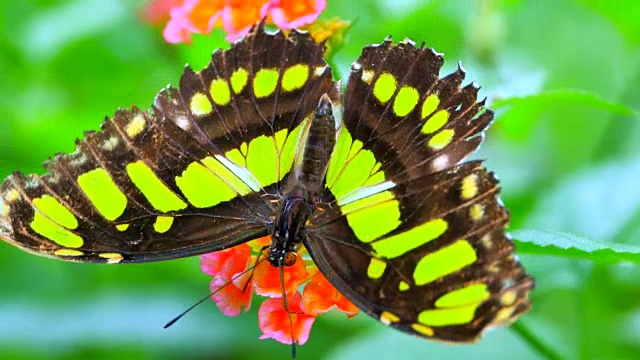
xmin=305 ymin=39 xmax=533 ymax=341
xmin=0 ymin=23 xmax=336 ymax=263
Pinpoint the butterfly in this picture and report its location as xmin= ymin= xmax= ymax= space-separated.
xmin=0 ymin=22 xmax=533 ymax=343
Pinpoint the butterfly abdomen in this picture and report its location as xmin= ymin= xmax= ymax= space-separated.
xmin=295 ymin=94 xmax=337 ymax=197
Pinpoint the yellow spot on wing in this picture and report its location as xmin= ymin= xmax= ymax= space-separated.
xmin=116 ymin=224 xmax=129 ymax=231
xmin=54 ymin=249 xmax=84 ymax=257
xmin=435 ymin=284 xmax=490 ymax=308
xmin=126 ymin=161 xmax=188 ymax=212
xmin=153 ymin=216 xmax=174 ymax=233
xmin=210 ymin=79 xmax=231 ymax=105
xmin=340 ymin=191 xmax=401 ymax=242
xmin=428 ymin=129 xmax=454 ymax=150
xmin=5 ymin=189 xmax=20 ymax=202
xmin=175 ymin=160 xmax=238 ymax=208
xmin=399 ymin=281 xmax=410 ymax=291
xmin=190 ymin=93 xmax=212 ymax=116
xmin=247 ymin=134 xmax=279 ymax=187
xmin=202 ymin=156 xmax=252 ymax=195
xmin=461 ymin=174 xmax=479 ymax=200
xmin=33 ymin=195 xmax=78 ymax=230
xmin=373 ymin=72 xmax=397 ymax=104
xmin=413 ymin=240 xmax=476 ymax=285
xmin=325 ymin=127 xmax=353 ymax=191
xmin=380 ymin=311 xmax=400 ymax=325
xmin=328 ymin=139 xmax=379 ymax=199
xmin=421 ymin=94 xmax=440 ymax=119
xmin=469 ymin=204 xmax=484 ymax=221
xmin=393 ymin=86 xmax=419 ymax=117
xmin=367 ymin=257 xmax=387 ymax=279
xmin=226 ymin=148 xmax=246 ymax=167
xmin=282 ymin=64 xmax=309 ymax=92
xmin=411 ymin=323 xmax=434 ymax=337
xmin=77 ymin=168 xmax=127 ymax=221
xmin=372 ymin=219 xmax=448 ymax=259
xmin=31 ymin=211 xmax=83 ymax=248
xmin=125 ymin=114 xmax=146 ymax=138
xmin=230 ymin=68 xmax=248 ymax=94
xmin=361 ymin=69 xmax=374 ymax=84
xmin=500 ymin=290 xmax=517 ymax=306
xmin=253 ymin=68 xmax=279 ymax=98
xmin=422 ymin=110 xmax=449 ymax=134
xmin=99 ymin=252 xmax=124 ymax=264
xmin=418 ymin=304 xmax=478 ymax=326
xmin=277 ymin=125 xmax=303 ymax=179
xmin=495 ymin=306 xmax=516 ymax=323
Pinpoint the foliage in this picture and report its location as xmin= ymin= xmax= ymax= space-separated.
xmin=1 ymin=0 xmax=639 ymax=359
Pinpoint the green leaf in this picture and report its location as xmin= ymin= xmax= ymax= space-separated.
xmin=524 ymin=156 xmax=640 ymax=242
xmin=513 ymin=229 xmax=640 ymax=264
xmin=492 ymin=89 xmax=636 ymax=116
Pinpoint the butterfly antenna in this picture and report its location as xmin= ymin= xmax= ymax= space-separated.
xmin=242 ymin=245 xmax=269 ymax=293
xmin=279 ymin=264 xmax=297 ymax=359
xmin=164 ymin=257 xmax=267 ymax=329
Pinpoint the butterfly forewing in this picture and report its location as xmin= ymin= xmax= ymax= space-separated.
xmin=0 ymin=23 xmax=333 ymax=263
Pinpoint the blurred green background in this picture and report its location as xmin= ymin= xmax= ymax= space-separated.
xmin=2 ymin=0 xmax=640 ymax=359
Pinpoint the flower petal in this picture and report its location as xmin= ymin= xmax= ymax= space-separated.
xmin=258 ymin=291 xmax=315 ymax=345
xmin=302 ymin=272 xmax=359 ymax=317
xmin=201 ymin=243 xmax=251 ymax=279
xmin=264 ymin=0 xmax=326 ymax=29
xmin=253 ymin=254 xmax=308 ymax=297
xmin=141 ymin=0 xmax=184 ymax=26
xmin=248 ymin=235 xmax=271 ymax=253
xmin=161 ymin=0 xmax=224 ymax=44
xmin=210 ymin=272 xmax=253 ymax=316
xmin=221 ymin=0 xmax=271 ymax=41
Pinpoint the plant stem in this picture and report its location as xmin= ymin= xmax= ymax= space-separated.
xmin=511 ymin=321 xmax=565 ymax=360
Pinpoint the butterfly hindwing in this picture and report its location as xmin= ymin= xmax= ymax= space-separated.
xmin=308 ymin=162 xmax=532 ymax=341
xmin=0 ymin=23 xmax=334 ymax=263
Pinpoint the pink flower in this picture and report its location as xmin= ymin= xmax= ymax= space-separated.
xmin=162 ymin=0 xmax=224 ymax=44
xmin=143 ymin=0 xmax=327 ymax=43
xmin=209 ymin=271 xmax=253 ymax=316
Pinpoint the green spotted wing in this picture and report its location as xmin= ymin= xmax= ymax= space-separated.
xmin=303 ymin=39 xmax=533 ymax=342
xmin=0 ymin=23 xmax=335 ymax=263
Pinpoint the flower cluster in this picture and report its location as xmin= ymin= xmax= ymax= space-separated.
xmin=143 ymin=0 xmax=326 ymax=43
xmin=200 ymin=236 xmax=359 ymax=345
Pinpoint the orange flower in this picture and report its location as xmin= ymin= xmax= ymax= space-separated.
xmin=263 ymin=0 xmax=326 ymax=29
xmin=200 ymin=242 xmax=251 ymax=280
xmin=258 ymin=291 xmax=315 ymax=345
xmin=302 ymin=271 xmax=359 ymax=317
xmin=253 ymin=252 xmax=309 ymax=298
xmin=220 ymin=0 xmax=272 ymax=41
xmin=200 ymin=235 xmax=359 ymax=346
